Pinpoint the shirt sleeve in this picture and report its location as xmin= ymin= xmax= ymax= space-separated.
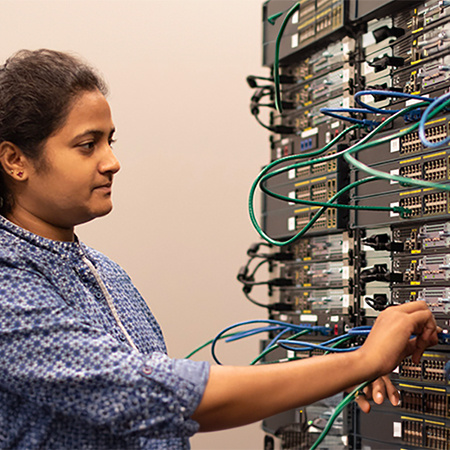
xmin=0 ymin=266 xmax=210 ymax=440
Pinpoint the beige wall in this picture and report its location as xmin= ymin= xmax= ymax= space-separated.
xmin=0 ymin=1 xmax=271 ymax=448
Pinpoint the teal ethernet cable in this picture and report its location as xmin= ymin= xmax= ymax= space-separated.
xmin=250 ymin=99 xmax=450 ymax=246
xmin=310 ymin=381 xmax=370 ymax=450
xmin=270 ymin=2 xmax=300 ymax=113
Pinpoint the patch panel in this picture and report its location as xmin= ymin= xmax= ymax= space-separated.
xmin=397 ymin=353 xmax=449 ymax=384
xmin=400 ymin=385 xmax=449 ymax=418
xmin=424 ymin=191 xmax=448 ymax=216
xmin=400 ymin=121 xmax=448 ymax=155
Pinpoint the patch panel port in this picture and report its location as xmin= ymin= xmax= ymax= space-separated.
xmin=424 ymin=192 xmax=447 ymax=216
xmin=400 ymin=357 xmax=422 ymax=380
xmin=425 ymin=424 xmax=449 ymax=450
xmin=400 ymin=390 xmax=423 ymax=414
xmin=400 ymin=195 xmax=422 ymax=218
xmin=424 ymin=157 xmax=447 ymax=181
xmin=296 ymin=165 xmax=311 ymax=179
xmin=402 ymin=420 xmax=423 ymax=447
xmin=423 ymin=358 xmax=446 ymax=383
xmin=400 ymin=162 xmax=422 ymax=180
xmin=327 ymin=208 xmax=336 ymax=228
xmin=424 ymin=392 xmax=448 ymax=418
xmin=296 ymin=185 xmax=310 ymax=201
xmin=311 ymin=182 xmax=327 ymax=202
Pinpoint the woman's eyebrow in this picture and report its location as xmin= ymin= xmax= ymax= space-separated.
xmin=71 ymin=127 xmax=115 ymax=143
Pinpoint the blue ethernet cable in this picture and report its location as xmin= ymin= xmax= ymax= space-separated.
xmin=419 ymin=91 xmax=450 ymax=148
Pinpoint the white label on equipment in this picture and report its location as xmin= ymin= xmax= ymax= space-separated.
xmin=390 ymin=202 xmax=400 ymax=217
xmin=300 ymin=314 xmax=318 ymax=322
xmin=288 ymin=168 xmax=296 ymax=179
xmin=390 ymin=137 xmax=400 ymax=153
xmin=288 ymin=217 xmax=296 ymax=231
xmin=342 ymin=294 xmax=350 ymax=307
xmin=282 ymin=138 xmax=290 ymax=145
xmin=331 ymin=121 xmax=340 ymax=129
xmin=292 ymin=11 xmax=299 ymax=24
xmin=301 ymin=127 xmax=318 ymax=138
xmin=343 ymin=68 xmax=349 ymax=82
xmin=291 ymin=33 xmax=299 ymax=48
xmin=288 ymin=191 xmax=296 ymax=205
xmin=342 ymin=42 xmax=349 ymax=55
xmin=330 ymin=315 xmax=339 ymax=323
xmin=393 ymin=422 xmax=402 ymax=438
xmin=287 ymin=350 xmax=295 ymax=359
xmin=279 ymin=314 xmax=288 ymax=321
xmin=342 ymin=240 xmax=349 ymax=254
xmin=390 ymin=169 xmax=399 ymax=184
xmin=343 ymin=97 xmax=350 ymax=109
xmin=342 ymin=266 xmax=350 ymax=280
xmin=406 ymin=94 xmax=428 ymax=106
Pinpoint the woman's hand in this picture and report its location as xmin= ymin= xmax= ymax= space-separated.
xmin=355 ymin=375 xmax=399 ymax=413
xmin=357 ymin=301 xmax=439 ymax=379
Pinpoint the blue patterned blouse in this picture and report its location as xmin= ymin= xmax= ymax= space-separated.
xmin=0 ymin=215 xmax=209 ymax=449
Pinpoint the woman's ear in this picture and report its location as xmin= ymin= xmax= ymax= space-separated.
xmin=0 ymin=142 xmax=28 ymax=181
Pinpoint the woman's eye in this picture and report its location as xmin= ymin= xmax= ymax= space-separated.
xmin=79 ymin=141 xmax=95 ymax=150
xmin=108 ymin=138 xmax=116 ymax=148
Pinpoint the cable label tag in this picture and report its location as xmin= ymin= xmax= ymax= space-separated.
xmin=390 ymin=138 xmax=400 ymax=153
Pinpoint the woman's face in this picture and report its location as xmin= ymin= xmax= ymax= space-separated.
xmin=15 ymin=89 xmax=120 ymax=234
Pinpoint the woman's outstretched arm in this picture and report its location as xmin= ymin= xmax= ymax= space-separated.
xmin=192 ymin=301 xmax=439 ymax=431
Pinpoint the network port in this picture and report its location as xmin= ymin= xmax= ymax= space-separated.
xmin=400 ymin=357 xmax=422 ymax=380
xmin=402 ymin=420 xmax=423 ymax=446
xmin=296 ymin=165 xmax=311 ymax=179
xmin=327 ymin=208 xmax=336 ymax=228
xmin=424 ymin=157 xmax=447 ymax=181
xmin=423 ymin=358 xmax=446 ymax=383
xmin=311 ymin=161 xmax=327 ymax=174
xmin=296 ymin=185 xmax=310 ymax=201
xmin=311 ymin=182 xmax=327 ymax=202
xmin=425 ymin=424 xmax=449 ymax=450
xmin=423 ymin=192 xmax=448 ymax=215
xmin=424 ymin=392 xmax=449 ymax=418
xmin=400 ymin=195 xmax=422 ymax=217
xmin=400 ymin=130 xmax=422 ymax=154
xmin=400 ymin=162 xmax=422 ymax=180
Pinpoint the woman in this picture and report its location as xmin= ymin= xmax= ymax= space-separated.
xmin=0 ymin=49 xmax=439 ymax=449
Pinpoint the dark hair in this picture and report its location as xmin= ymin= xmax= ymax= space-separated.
xmin=0 ymin=49 xmax=108 ymax=214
